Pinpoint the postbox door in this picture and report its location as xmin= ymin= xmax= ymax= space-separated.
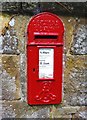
xmin=27 ymin=45 xmax=63 ymax=105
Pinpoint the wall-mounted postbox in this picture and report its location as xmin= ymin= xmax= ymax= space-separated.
xmin=27 ymin=12 xmax=64 ymax=105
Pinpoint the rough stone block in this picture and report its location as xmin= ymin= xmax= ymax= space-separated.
xmin=0 ymin=101 xmax=2 ymax=120
xmin=64 ymin=55 xmax=87 ymax=106
xmin=28 ymin=108 xmax=50 ymax=118
xmin=14 ymin=15 xmax=30 ymax=53
xmin=1 ymin=2 xmax=21 ymax=12
xmin=70 ymin=25 xmax=87 ymax=55
xmin=0 ymin=14 xmax=10 ymax=34
xmin=60 ymin=16 xmax=74 ymax=54
xmin=20 ymin=54 xmax=26 ymax=101
xmin=0 ymin=56 xmax=2 ymax=100
xmin=2 ymin=101 xmax=50 ymax=118
xmin=50 ymin=105 xmax=80 ymax=119
xmin=2 ymin=24 xmax=19 ymax=54
xmin=73 ymin=107 xmax=87 ymax=119
xmin=2 ymin=28 xmax=19 ymax=54
xmin=22 ymin=3 xmax=37 ymax=12
xmin=0 ymin=2 xmax=2 ymax=11
xmin=1 ymin=55 xmax=21 ymax=100
xmin=0 ymin=14 xmax=30 ymax=54
xmin=2 ymin=102 xmax=86 ymax=119
xmin=0 ymin=14 xmax=10 ymax=54
xmin=0 ymin=16 xmax=20 ymax=54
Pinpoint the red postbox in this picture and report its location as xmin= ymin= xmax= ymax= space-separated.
xmin=27 ymin=12 xmax=64 ymax=105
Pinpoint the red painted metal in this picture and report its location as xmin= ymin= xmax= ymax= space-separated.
xmin=27 ymin=12 xmax=64 ymax=105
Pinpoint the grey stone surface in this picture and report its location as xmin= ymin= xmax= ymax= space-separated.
xmin=71 ymin=25 xmax=87 ymax=55
xmin=68 ymin=68 xmax=87 ymax=106
xmin=2 ymin=101 xmax=49 ymax=118
xmin=3 ymin=28 xmax=19 ymax=54
xmin=64 ymin=56 xmax=86 ymax=106
xmin=1 ymin=18 xmax=20 ymax=54
xmin=2 ymin=69 xmax=18 ymax=100
xmin=0 ymin=58 xmax=2 ymax=100
xmin=0 ymin=102 xmax=2 ymax=120
xmin=74 ymin=107 xmax=87 ymax=119
xmin=78 ymin=111 xmax=87 ymax=119
xmin=0 ymin=2 xmax=87 ymax=17
xmin=0 ymin=2 xmax=2 ymax=13
xmin=2 ymin=102 xmax=16 ymax=118
xmin=1 ymin=55 xmax=21 ymax=100
xmin=20 ymin=54 xmax=26 ymax=101
xmin=1 ymin=2 xmax=21 ymax=12
xmin=0 ymin=35 xmax=4 ymax=53
xmin=26 ymin=108 xmax=50 ymax=118
xmin=50 ymin=106 xmax=80 ymax=118
xmin=22 ymin=2 xmax=37 ymax=11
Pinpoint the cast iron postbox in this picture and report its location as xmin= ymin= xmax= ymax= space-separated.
xmin=27 ymin=12 xmax=64 ymax=105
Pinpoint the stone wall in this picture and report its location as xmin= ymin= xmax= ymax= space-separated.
xmin=0 ymin=2 xmax=87 ymax=119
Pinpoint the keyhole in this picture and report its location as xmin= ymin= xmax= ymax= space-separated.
xmin=33 ymin=68 xmax=35 ymax=72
